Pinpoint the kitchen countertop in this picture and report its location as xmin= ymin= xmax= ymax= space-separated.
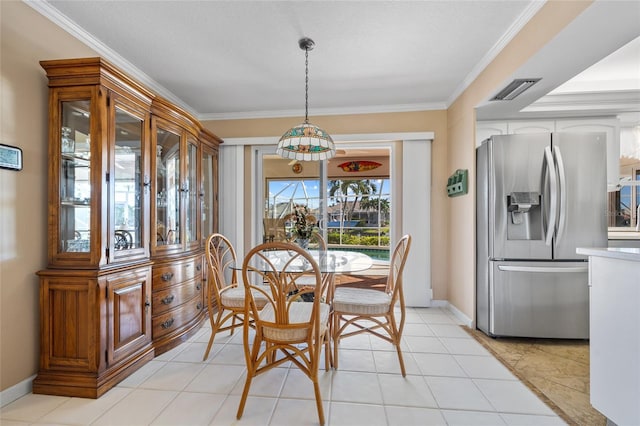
xmin=577 ymin=247 xmax=640 ymax=262
xmin=608 ymin=231 xmax=640 ymax=240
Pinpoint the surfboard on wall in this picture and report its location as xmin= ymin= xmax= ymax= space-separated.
xmin=337 ymin=160 xmax=382 ymax=172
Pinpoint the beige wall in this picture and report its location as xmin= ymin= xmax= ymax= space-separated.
xmin=0 ymin=1 xmax=97 ymax=391
xmin=0 ymin=0 xmax=591 ymax=394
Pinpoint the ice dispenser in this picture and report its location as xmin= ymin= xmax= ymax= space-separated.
xmin=507 ymin=192 xmax=542 ymax=240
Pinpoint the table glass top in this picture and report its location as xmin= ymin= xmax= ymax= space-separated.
xmin=233 ymin=249 xmax=373 ymax=274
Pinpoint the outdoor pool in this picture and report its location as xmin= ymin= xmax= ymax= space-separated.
xmin=328 ymin=246 xmax=390 ymax=261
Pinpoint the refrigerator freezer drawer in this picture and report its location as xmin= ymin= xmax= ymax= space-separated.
xmin=489 ymin=261 xmax=589 ymax=339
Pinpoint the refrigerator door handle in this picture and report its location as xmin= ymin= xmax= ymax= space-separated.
xmin=554 ymin=146 xmax=567 ymax=243
xmin=543 ymin=146 xmax=558 ymax=246
xmin=498 ymin=265 xmax=588 ymax=273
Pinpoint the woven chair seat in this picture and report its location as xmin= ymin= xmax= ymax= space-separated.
xmin=260 ymin=302 xmax=330 ymax=342
xmin=333 ymin=287 xmax=391 ymax=315
xmin=221 ymin=286 xmax=268 ymax=308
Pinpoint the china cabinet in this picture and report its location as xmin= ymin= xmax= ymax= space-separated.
xmin=34 ymin=58 xmax=221 ymax=398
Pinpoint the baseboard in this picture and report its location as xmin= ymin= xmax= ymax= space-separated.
xmin=445 ymin=302 xmax=474 ymax=328
xmin=0 ymin=375 xmax=34 ymax=408
xmin=430 ymin=299 xmax=448 ymax=308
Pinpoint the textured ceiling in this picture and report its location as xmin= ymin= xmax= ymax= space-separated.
xmin=30 ymin=1 xmax=640 ymax=121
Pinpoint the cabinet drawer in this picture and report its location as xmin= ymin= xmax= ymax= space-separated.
xmin=152 ymin=296 xmax=204 ymax=339
xmin=153 ymin=258 xmax=202 ymax=290
xmin=152 ymin=278 xmax=202 ymax=316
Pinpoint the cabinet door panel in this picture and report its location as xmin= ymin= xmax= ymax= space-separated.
xmin=42 ymin=278 xmax=97 ymax=371
xmin=51 ymin=89 xmax=97 ymax=266
xmin=201 ymin=147 xmax=218 ymax=239
xmin=106 ymin=268 xmax=152 ymax=365
xmin=109 ymin=93 xmax=150 ymax=263
xmin=185 ymin=136 xmax=199 ymax=249
xmin=152 ymin=117 xmax=183 ymax=254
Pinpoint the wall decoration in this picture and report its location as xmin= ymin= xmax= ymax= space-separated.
xmin=446 ymin=169 xmax=468 ymax=197
xmin=0 ymin=144 xmax=23 ymax=171
xmin=292 ymin=163 xmax=303 ymax=174
xmin=337 ymin=160 xmax=382 ymax=172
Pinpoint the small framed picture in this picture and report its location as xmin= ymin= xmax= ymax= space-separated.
xmin=0 ymin=144 xmax=23 ymax=171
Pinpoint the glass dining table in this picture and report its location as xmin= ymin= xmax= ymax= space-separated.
xmin=232 ymin=249 xmax=373 ymax=273
xmin=231 ymin=248 xmax=374 ymax=299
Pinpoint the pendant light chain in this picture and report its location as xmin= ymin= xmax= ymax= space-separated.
xmin=276 ymin=36 xmax=335 ymax=161
xmin=304 ymin=46 xmax=309 ymax=124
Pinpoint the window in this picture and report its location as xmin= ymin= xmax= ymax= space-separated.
xmin=261 ymin=146 xmax=392 ymax=256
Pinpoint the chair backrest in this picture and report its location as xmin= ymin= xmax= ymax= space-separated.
xmin=263 ymin=218 xmax=289 ymax=242
xmin=242 ymin=241 xmax=325 ymax=341
xmin=205 ymin=233 xmax=239 ymax=305
xmin=386 ymin=234 xmax=412 ymax=305
xmin=309 ymin=230 xmax=327 ymax=250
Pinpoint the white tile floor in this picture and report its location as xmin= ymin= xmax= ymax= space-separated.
xmin=1 ymin=307 xmax=566 ymax=425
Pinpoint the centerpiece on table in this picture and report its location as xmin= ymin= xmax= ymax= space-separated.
xmin=288 ymin=205 xmax=316 ymax=249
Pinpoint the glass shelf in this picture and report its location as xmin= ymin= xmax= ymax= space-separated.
xmin=59 ymin=99 xmax=91 ymax=253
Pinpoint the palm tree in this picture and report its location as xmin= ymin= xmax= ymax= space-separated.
xmin=328 ymin=179 xmax=378 ymax=222
xmin=360 ymin=197 xmax=390 ymax=225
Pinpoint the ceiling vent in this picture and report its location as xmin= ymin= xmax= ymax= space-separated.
xmin=490 ymin=78 xmax=541 ymax=101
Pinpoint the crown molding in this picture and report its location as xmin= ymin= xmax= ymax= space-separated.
xmin=197 ymin=102 xmax=447 ymax=121
xmin=523 ymin=90 xmax=640 ymax=113
xmin=24 ymin=0 xmax=197 ymax=117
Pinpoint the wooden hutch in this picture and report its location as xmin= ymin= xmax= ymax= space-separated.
xmin=34 ymin=58 xmax=221 ymax=398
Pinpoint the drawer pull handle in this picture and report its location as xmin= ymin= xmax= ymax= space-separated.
xmin=196 ymin=265 xmax=201 ymax=272
xmin=161 ymin=295 xmax=175 ymax=305
xmin=160 ymin=318 xmax=175 ymax=329
xmin=161 ymin=272 xmax=174 ymax=281
xmin=197 ymin=302 xmax=202 ymax=310
xmin=196 ymin=284 xmax=201 ymax=291
xmin=184 ymin=263 xmax=191 ymax=268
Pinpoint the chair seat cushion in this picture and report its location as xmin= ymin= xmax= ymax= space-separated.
xmin=259 ymin=302 xmax=330 ymax=342
xmin=333 ymin=287 xmax=391 ymax=315
xmin=221 ymin=286 xmax=268 ymax=308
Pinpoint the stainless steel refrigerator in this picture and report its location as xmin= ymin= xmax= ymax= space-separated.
xmin=476 ymin=132 xmax=607 ymax=339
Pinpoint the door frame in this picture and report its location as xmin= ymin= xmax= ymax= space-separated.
xmin=220 ymin=132 xmax=433 ymax=307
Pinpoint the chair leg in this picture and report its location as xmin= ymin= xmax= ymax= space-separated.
xmin=324 ymin=332 xmax=330 ymax=372
xmin=230 ymin=314 xmax=237 ymax=336
xmin=395 ymin=344 xmax=407 ymax=377
xmin=203 ymin=310 xmax=224 ymax=361
xmin=236 ymin=373 xmax=254 ymax=420
xmin=332 ymin=313 xmax=340 ymax=370
xmin=312 ymin=378 xmax=325 ymax=425
xmin=389 ymin=313 xmax=406 ymax=376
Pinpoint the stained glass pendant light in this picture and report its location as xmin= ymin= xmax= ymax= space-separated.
xmin=276 ymin=37 xmax=336 ymax=161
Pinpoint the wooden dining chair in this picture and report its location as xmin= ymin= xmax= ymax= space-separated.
xmin=262 ymin=217 xmax=289 ymax=243
xmin=237 ymin=241 xmax=331 ymax=425
xmin=332 ymin=234 xmax=412 ymax=376
xmin=292 ymin=231 xmax=328 ymax=293
xmin=202 ymin=233 xmax=267 ymax=361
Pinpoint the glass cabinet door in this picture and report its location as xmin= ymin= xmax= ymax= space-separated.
xmin=112 ymin=104 xmax=145 ymax=257
xmin=185 ymin=137 xmax=198 ymax=246
xmin=155 ymin=125 xmax=181 ymax=247
xmin=201 ymin=147 xmax=218 ymax=239
xmin=60 ymin=99 xmax=92 ymax=253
